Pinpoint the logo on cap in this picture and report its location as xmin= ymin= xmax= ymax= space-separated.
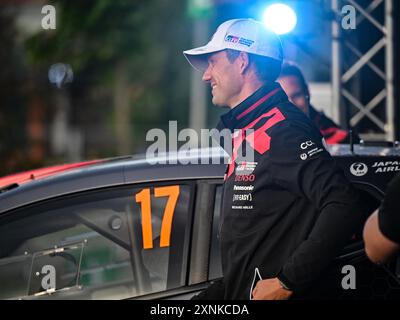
xmin=225 ymin=35 xmax=255 ymax=47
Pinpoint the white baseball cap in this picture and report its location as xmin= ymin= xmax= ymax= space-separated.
xmin=183 ymin=18 xmax=283 ymax=72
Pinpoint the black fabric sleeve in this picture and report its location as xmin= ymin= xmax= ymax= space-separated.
xmin=378 ymin=174 xmax=400 ymax=244
xmin=190 ymin=279 xmax=225 ymax=300
xmin=309 ymin=105 xmax=340 ymax=130
xmin=267 ymin=121 xmax=367 ymax=292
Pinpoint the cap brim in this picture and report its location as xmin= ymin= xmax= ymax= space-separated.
xmin=183 ymin=46 xmax=224 ymax=72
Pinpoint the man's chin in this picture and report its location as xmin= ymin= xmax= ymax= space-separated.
xmin=212 ymin=97 xmax=229 ymax=109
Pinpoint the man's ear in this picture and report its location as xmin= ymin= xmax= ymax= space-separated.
xmin=238 ymin=52 xmax=250 ymax=74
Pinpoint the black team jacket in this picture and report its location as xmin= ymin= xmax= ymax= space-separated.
xmin=208 ymin=83 xmax=367 ymax=300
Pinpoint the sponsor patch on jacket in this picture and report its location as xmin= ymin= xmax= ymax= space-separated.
xmin=233 ymin=193 xmax=253 ymax=202
xmin=299 ymin=140 xmax=324 ymax=160
xmin=233 ymin=185 xmax=254 ymax=191
xmin=235 ymin=161 xmax=257 ymax=175
xmin=232 ymin=205 xmax=254 ymax=210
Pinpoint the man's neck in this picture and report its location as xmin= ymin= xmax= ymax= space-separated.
xmin=229 ymin=80 xmax=265 ymax=109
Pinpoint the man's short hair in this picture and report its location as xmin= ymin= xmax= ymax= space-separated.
xmin=279 ymin=63 xmax=309 ymax=93
xmin=225 ymin=49 xmax=282 ymax=84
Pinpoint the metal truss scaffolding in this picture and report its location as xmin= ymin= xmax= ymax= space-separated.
xmin=332 ymin=0 xmax=395 ymax=141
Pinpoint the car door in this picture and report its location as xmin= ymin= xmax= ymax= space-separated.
xmin=139 ymin=178 xmax=225 ymax=300
xmin=0 ymin=181 xmax=195 ymax=300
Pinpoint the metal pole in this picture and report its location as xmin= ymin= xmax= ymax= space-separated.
xmin=331 ymin=0 xmax=342 ymax=126
xmin=385 ymin=0 xmax=395 ymax=141
xmin=189 ymin=18 xmax=209 ymax=139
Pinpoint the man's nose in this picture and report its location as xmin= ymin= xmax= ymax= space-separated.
xmin=202 ymin=66 xmax=211 ymax=82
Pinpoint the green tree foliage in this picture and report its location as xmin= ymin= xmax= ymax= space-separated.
xmin=0 ymin=7 xmax=29 ymax=176
xmin=25 ymin=0 xmax=192 ymax=157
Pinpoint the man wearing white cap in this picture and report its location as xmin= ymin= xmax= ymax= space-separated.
xmin=184 ymin=19 xmax=368 ymax=300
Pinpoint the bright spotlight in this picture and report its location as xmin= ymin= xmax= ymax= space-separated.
xmin=262 ymin=3 xmax=297 ymax=35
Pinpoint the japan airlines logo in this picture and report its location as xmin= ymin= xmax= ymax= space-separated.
xmin=350 ymin=162 xmax=368 ymax=176
xmin=300 ymin=153 xmax=308 ymax=160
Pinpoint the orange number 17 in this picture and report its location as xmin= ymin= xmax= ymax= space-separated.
xmin=135 ymin=185 xmax=180 ymax=250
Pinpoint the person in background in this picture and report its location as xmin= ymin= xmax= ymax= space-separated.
xmin=277 ymin=63 xmax=356 ymax=145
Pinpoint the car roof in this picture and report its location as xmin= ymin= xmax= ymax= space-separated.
xmin=0 ymin=148 xmax=228 ymax=214
xmin=0 ymin=160 xmax=104 ymax=189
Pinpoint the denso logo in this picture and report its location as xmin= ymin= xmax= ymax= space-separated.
xmin=235 ymin=174 xmax=255 ymax=182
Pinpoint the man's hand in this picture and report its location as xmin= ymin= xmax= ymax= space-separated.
xmin=252 ymin=277 xmax=293 ymax=300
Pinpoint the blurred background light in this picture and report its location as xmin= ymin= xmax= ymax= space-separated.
xmin=262 ymin=3 xmax=297 ymax=35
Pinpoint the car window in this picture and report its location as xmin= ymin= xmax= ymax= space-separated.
xmin=0 ymin=183 xmax=193 ymax=299
xmin=208 ymin=185 xmax=223 ymax=280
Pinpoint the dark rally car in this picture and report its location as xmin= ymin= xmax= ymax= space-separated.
xmin=1 ymin=145 xmax=400 ymax=300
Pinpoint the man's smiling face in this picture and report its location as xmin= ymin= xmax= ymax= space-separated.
xmin=202 ymin=50 xmax=244 ymax=109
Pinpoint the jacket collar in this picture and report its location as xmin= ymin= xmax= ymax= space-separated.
xmin=216 ymin=82 xmax=288 ymax=131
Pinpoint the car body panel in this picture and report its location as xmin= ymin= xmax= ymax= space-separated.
xmin=1 ymin=145 xmax=398 ymax=215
